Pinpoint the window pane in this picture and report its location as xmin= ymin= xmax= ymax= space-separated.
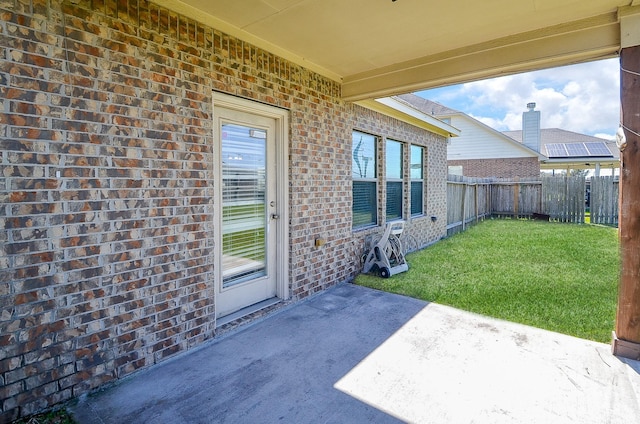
xmin=353 ymin=181 xmax=377 ymax=228
xmin=386 ymin=140 xmax=402 ymax=179
xmin=410 ymin=145 xmax=423 ymax=179
xmin=411 ymin=181 xmax=423 ymax=216
xmin=410 ymin=145 xmax=424 ymax=216
xmin=352 ymin=132 xmax=376 ymax=179
xmin=221 ymin=123 xmax=267 ymax=287
xmin=386 ymin=181 xmax=403 ymax=220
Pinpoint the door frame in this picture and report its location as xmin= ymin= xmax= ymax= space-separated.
xmin=212 ymin=91 xmax=290 ymax=322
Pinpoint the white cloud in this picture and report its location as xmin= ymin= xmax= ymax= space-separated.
xmin=418 ymin=58 xmax=620 ymax=137
xmin=593 ymin=133 xmax=616 ymax=141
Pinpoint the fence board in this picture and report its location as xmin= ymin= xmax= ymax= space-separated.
xmin=518 ymin=182 xmax=542 ymax=216
xmin=490 ymin=180 xmax=542 ymax=217
xmin=446 ymin=175 xmax=491 ymax=235
xmin=591 ymin=176 xmax=619 ymax=226
xmin=542 ymin=176 xmax=585 ymax=223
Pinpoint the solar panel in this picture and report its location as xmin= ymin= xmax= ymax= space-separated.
xmin=545 ymin=142 xmax=613 ymax=158
xmin=584 ymin=142 xmax=612 ymax=157
xmin=545 ymin=143 xmax=568 ymax=157
xmin=565 ymin=143 xmax=589 ymax=156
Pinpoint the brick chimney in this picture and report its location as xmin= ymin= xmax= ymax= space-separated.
xmin=522 ymin=102 xmax=541 ymax=152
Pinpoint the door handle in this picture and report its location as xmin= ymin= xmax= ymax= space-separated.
xmin=271 ymin=214 xmax=280 ymax=220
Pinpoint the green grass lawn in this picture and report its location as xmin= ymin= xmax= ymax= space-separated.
xmin=355 ymin=219 xmax=619 ymax=343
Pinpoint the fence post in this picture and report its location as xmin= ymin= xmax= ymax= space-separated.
xmin=491 ymin=181 xmax=495 ymax=216
xmin=461 ymin=180 xmax=467 ymax=231
xmin=537 ymin=179 xmax=542 ymax=214
xmin=475 ymin=184 xmax=479 ymax=224
xmin=513 ymin=179 xmax=520 ymax=218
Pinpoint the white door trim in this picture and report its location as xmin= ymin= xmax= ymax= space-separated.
xmin=212 ymin=92 xmax=290 ymax=324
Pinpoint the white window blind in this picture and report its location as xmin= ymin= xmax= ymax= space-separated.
xmin=221 ymin=123 xmax=267 ymax=287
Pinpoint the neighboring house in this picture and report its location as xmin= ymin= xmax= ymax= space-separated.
xmin=503 ymin=127 xmax=620 ymax=176
xmin=395 ymin=94 xmax=545 ymax=178
xmin=396 ymin=95 xmax=620 ymax=178
xmin=0 ymin=3 xmax=458 ymax=419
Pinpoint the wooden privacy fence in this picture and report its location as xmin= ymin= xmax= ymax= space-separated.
xmin=447 ymin=175 xmax=618 ymax=235
xmin=446 ymin=175 xmax=492 ymax=235
xmin=492 ymin=178 xmax=543 ymax=218
xmin=542 ymin=176 xmax=586 ymax=224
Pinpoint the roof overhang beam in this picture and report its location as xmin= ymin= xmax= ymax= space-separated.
xmin=343 ymin=12 xmax=620 ymax=102
xmin=540 ymin=160 xmax=620 ymax=170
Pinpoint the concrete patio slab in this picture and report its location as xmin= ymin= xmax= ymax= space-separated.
xmin=70 ymin=283 xmax=640 ymax=424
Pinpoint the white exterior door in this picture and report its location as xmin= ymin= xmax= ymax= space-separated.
xmin=213 ymin=93 xmax=288 ymax=319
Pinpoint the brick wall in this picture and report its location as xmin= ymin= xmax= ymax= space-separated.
xmin=0 ymin=0 xmax=448 ymax=420
xmin=448 ymin=157 xmax=540 ymax=179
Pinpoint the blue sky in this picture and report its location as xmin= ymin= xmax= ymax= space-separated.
xmin=414 ymin=58 xmax=620 ymax=140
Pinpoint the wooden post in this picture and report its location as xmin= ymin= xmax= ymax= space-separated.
xmin=474 ymin=184 xmax=479 ymax=224
xmin=461 ymin=181 xmax=467 ymax=231
xmin=613 ymin=44 xmax=640 ymax=359
xmin=513 ymin=179 xmax=519 ymax=219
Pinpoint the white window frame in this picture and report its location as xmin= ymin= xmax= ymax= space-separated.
xmin=352 ymin=131 xmax=378 ymax=229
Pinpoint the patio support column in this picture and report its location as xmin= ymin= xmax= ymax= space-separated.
xmin=613 ymin=42 xmax=640 ymax=359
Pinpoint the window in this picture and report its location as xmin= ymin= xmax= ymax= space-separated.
xmin=352 ymin=134 xmax=427 ymax=227
xmin=386 ymin=140 xmax=403 ymax=220
xmin=410 ymin=145 xmax=424 ymax=216
xmin=352 ymin=131 xmax=377 ymax=228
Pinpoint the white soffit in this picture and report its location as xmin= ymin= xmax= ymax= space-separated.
xmin=356 ymin=98 xmax=461 ymax=138
xmin=158 ymin=0 xmax=631 ymax=100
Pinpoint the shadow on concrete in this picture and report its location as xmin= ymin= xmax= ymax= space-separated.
xmin=71 ymin=283 xmax=640 ymax=423
xmin=71 ymin=284 xmax=425 ymax=423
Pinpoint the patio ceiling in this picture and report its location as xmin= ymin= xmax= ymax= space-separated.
xmin=160 ymin=0 xmax=640 ymax=101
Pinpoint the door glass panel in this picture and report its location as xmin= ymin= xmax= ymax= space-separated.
xmin=221 ymin=123 xmax=267 ymax=288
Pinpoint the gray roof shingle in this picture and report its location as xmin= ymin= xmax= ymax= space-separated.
xmin=394 ymin=93 xmax=459 ymax=116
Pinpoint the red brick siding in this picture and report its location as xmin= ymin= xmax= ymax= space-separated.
xmin=0 ymin=0 xmax=447 ymax=420
xmin=448 ymin=157 xmax=540 ymax=179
